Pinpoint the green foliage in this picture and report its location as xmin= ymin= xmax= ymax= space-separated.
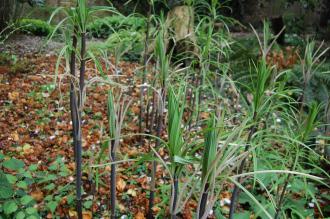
xmin=201 ymin=114 xmax=219 ymax=182
xmin=17 ymin=18 xmax=54 ymax=36
xmin=87 ymin=15 xmax=146 ymax=39
xmin=0 ymin=156 xmax=39 ymax=218
xmin=167 ymin=86 xmax=188 ymax=169
xmin=0 ymin=153 xmax=76 ymax=218
xmin=89 ymin=30 xmax=144 ymax=61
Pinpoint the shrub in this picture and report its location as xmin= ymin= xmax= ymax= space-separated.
xmin=17 ymin=18 xmax=54 ymax=36
xmin=89 ymin=30 xmax=144 ymax=61
xmin=87 ymin=15 xmax=146 ymax=38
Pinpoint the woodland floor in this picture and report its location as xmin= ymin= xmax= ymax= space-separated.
xmin=0 ymin=34 xmax=329 ymax=218
xmin=0 ymin=34 xmax=208 ymax=218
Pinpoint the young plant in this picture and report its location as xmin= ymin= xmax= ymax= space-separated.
xmin=299 ymin=40 xmax=329 ymax=109
xmin=166 ymin=84 xmax=187 ymax=219
xmin=274 ymin=103 xmax=320 ymax=219
xmin=107 ymin=89 xmax=132 ymax=219
xmin=49 ymin=1 xmax=119 ymax=218
xmin=139 ymin=0 xmax=153 ymax=140
xmin=198 ymin=113 xmax=219 ymax=218
xmin=229 ymin=21 xmax=284 ymax=218
xmin=147 ymin=19 xmax=170 ymax=219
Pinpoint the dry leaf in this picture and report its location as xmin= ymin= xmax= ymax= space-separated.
xmin=200 ymin=112 xmax=209 ymax=119
xmin=31 ymin=190 xmax=44 ymax=202
xmin=127 ymin=188 xmax=137 ymax=197
xmin=83 ymin=211 xmax=92 ymax=219
xmin=69 ymin=209 xmax=77 ymax=217
xmin=134 ymin=212 xmax=145 ymax=219
xmin=118 ymin=203 xmax=126 ymax=212
xmin=11 ymin=131 xmax=19 ymax=141
xmin=8 ymin=91 xmax=19 ymax=101
xmin=116 ymin=177 xmax=126 ymax=192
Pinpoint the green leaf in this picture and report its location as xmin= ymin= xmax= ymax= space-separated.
xmin=47 ymin=201 xmax=58 ymax=213
xmin=3 ymin=200 xmax=18 ymax=215
xmin=234 ymin=211 xmax=251 ymax=219
xmin=15 ymin=211 xmax=25 ymax=219
xmin=22 ymin=171 xmax=33 ymax=179
xmin=17 ymin=181 xmax=28 ymax=189
xmin=3 ymin=158 xmax=25 ymax=171
xmin=25 ymin=207 xmax=37 ymax=215
xmin=28 ymin=164 xmax=38 ymax=171
xmin=173 ymin=155 xmax=193 ymax=165
xmin=20 ymin=195 xmax=34 ymax=205
xmin=44 ymin=183 xmax=55 ymax=191
xmin=0 ymin=172 xmax=14 ymax=198
xmin=6 ymin=174 xmax=18 ymax=184
xmin=83 ymin=200 xmax=93 ymax=209
xmin=0 ymin=153 xmax=4 ymax=160
xmin=48 ymin=164 xmax=57 ymax=171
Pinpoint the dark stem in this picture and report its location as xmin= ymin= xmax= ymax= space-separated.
xmin=199 ymin=183 xmax=209 ymax=219
xmin=76 ymin=138 xmax=83 ymax=219
xmin=79 ymin=32 xmax=86 ymax=106
xmin=171 ymin=175 xmax=179 ymax=219
xmin=274 ymin=165 xmax=294 ymax=219
xmin=229 ymin=120 xmax=257 ymax=219
xmin=75 ymin=31 xmax=86 ymax=219
xmin=147 ymin=160 xmax=156 ymax=219
xmin=139 ymin=3 xmax=152 ymax=144
xmin=69 ymin=29 xmax=82 ymax=219
xmin=110 ymin=140 xmax=116 ymax=219
xmin=147 ymin=94 xmax=163 ymax=219
xmin=70 ymin=30 xmax=78 ymax=160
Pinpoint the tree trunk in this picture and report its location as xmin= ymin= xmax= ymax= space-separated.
xmin=165 ymin=5 xmax=196 ymax=63
xmin=0 ymin=0 xmax=15 ymax=31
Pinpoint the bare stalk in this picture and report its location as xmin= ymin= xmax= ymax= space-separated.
xmin=171 ymin=174 xmax=179 ymax=219
xmin=148 ymin=91 xmax=164 ymax=219
xmin=110 ymin=139 xmax=116 ymax=219
xmin=70 ymin=28 xmax=78 ymax=160
xmin=75 ymin=30 xmax=86 ymax=219
xmin=139 ymin=3 xmax=152 ymax=143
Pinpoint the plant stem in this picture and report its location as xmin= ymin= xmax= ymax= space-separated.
xmin=76 ymin=137 xmax=83 ymax=219
xmin=199 ymin=183 xmax=209 ymax=219
xmin=274 ymin=150 xmax=299 ymax=219
xmin=229 ymin=120 xmax=257 ymax=219
xmin=147 ymin=160 xmax=156 ymax=219
xmin=274 ymin=172 xmax=292 ymax=219
xmin=70 ymin=30 xmax=78 ymax=160
xmin=75 ymin=31 xmax=86 ymax=219
xmin=79 ymin=32 xmax=86 ymax=105
xmin=110 ymin=139 xmax=116 ymax=219
xmin=148 ymin=101 xmax=163 ymax=219
xmin=139 ymin=3 xmax=152 ymax=144
xmin=171 ymin=175 xmax=179 ymax=219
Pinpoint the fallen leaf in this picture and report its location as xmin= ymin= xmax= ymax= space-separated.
xmin=118 ymin=203 xmax=126 ymax=212
xmin=83 ymin=211 xmax=92 ymax=219
xmin=116 ymin=177 xmax=126 ymax=192
xmin=31 ymin=189 xmax=44 ymax=202
xmin=8 ymin=91 xmax=19 ymax=101
xmin=134 ymin=212 xmax=145 ymax=219
xmin=11 ymin=131 xmax=19 ymax=141
xmin=127 ymin=188 xmax=137 ymax=197
xmin=69 ymin=209 xmax=77 ymax=217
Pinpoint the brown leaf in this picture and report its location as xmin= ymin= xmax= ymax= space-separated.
xmin=31 ymin=189 xmax=44 ymax=202
xmin=8 ymin=91 xmax=19 ymax=101
xmin=134 ymin=212 xmax=145 ymax=219
xmin=116 ymin=177 xmax=126 ymax=192
xmin=83 ymin=211 xmax=92 ymax=219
